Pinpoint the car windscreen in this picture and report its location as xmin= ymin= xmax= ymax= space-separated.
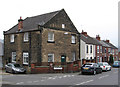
xmin=98 ymin=63 xmax=103 ymax=66
xmin=14 ymin=64 xmax=21 ymax=67
xmin=103 ymin=63 xmax=108 ymax=66
xmin=114 ymin=61 xmax=119 ymax=65
xmin=83 ymin=64 xmax=93 ymax=67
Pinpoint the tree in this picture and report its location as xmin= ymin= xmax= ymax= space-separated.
xmin=109 ymin=54 xmax=114 ymax=65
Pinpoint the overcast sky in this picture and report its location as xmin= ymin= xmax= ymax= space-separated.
xmin=0 ymin=0 xmax=119 ymax=47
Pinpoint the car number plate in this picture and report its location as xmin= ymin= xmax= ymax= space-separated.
xmin=84 ymin=68 xmax=88 ymax=69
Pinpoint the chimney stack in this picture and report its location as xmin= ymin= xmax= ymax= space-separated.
xmin=81 ymin=30 xmax=88 ymax=37
xmin=96 ymin=35 xmax=100 ymax=41
xmin=106 ymin=40 xmax=110 ymax=43
xmin=18 ymin=17 xmax=23 ymax=30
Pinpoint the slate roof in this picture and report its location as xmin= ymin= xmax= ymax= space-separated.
xmin=4 ymin=9 xmax=63 ymax=34
xmin=92 ymin=38 xmax=111 ymax=48
xmin=103 ymin=40 xmax=118 ymax=49
xmin=80 ymin=34 xmax=102 ymax=45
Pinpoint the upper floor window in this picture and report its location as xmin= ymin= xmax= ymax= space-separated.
xmin=100 ymin=46 xmax=102 ymax=53
xmin=12 ymin=52 xmax=16 ymax=63
xmin=48 ymin=32 xmax=54 ymax=42
xmin=105 ymin=48 xmax=106 ymax=53
xmin=72 ymin=52 xmax=76 ymax=61
xmin=48 ymin=54 xmax=54 ymax=62
xmin=90 ymin=45 xmax=92 ymax=53
xmin=71 ymin=35 xmax=76 ymax=44
xmin=10 ymin=34 xmax=14 ymax=42
xmin=24 ymin=32 xmax=29 ymax=42
xmin=97 ymin=46 xmax=99 ymax=53
xmin=23 ymin=52 xmax=29 ymax=65
xmin=86 ymin=45 xmax=89 ymax=53
xmin=108 ymin=48 xmax=110 ymax=53
xmin=62 ymin=24 xmax=65 ymax=29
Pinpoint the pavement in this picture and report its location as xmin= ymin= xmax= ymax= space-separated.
xmin=1 ymin=68 xmax=119 ymax=86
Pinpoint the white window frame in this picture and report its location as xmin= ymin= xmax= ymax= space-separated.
xmin=97 ymin=46 xmax=99 ymax=53
xmin=12 ymin=52 xmax=16 ymax=63
xmin=97 ymin=56 xmax=99 ymax=62
xmin=10 ymin=34 xmax=15 ymax=42
xmin=48 ymin=32 xmax=54 ymax=42
xmin=48 ymin=54 xmax=54 ymax=62
xmin=23 ymin=52 xmax=29 ymax=65
xmin=72 ymin=52 xmax=76 ymax=61
xmin=100 ymin=46 xmax=102 ymax=53
xmin=71 ymin=35 xmax=76 ymax=44
xmin=62 ymin=24 xmax=65 ymax=28
xmin=24 ymin=32 xmax=29 ymax=42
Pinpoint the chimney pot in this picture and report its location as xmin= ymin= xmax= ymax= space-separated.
xmin=18 ymin=16 xmax=23 ymax=30
xmin=96 ymin=35 xmax=100 ymax=41
xmin=81 ymin=30 xmax=87 ymax=36
xmin=106 ymin=40 xmax=110 ymax=43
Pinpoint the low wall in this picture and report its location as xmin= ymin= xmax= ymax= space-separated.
xmin=31 ymin=60 xmax=81 ymax=73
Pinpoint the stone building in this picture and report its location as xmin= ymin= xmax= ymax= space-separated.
xmin=3 ymin=9 xmax=80 ymax=73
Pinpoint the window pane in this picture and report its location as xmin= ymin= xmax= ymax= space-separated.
xmin=71 ymin=36 xmax=75 ymax=43
xmin=10 ymin=34 xmax=14 ymax=42
xmin=23 ymin=52 xmax=29 ymax=64
xmin=72 ymin=52 xmax=76 ymax=61
xmin=12 ymin=52 xmax=16 ymax=62
xmin=48 ymin=54 xmax=54 ymax=62
xmin=24 ymin=33 xmax=29 ymax=42
xmin=48 ymin=32 xmax=54 ymax=41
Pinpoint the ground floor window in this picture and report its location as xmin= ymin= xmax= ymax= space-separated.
xmin=48 ymin=54 xmax=54 ymax=62
xmin=12 ymin=52 xmax=16 ymax=63
xmin=97 ymin=56 xmax=99 ymax=62
xmin=72 ymin=52 xmax=76 ymax=61
xmin=23 ymin=52 xmax=29 ymax=65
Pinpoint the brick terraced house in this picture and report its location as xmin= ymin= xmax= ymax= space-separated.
xmin=3 ymin=9 xmax=80 ymax=73
xmin=103 ymin=40 xmax=118 ymax=61
xmin=80 ymin=30 xmax=102 ymax=64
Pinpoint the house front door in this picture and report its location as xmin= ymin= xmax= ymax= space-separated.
xmin=61 ymin=55 xmax=66 ymax=65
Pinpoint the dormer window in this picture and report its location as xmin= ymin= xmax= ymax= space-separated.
xmin=10 ymin=34 xmax=14 ymax=43
xmin=62 ymin=24 xmax=65 ymax=29
xmin=24 ymin=32 xmax=29 ymax=42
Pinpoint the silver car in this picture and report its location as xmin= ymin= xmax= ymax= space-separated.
xmin=5 ymin=63 xmax=26 ymax=74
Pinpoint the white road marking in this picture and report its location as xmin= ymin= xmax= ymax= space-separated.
xmin=58 ymin=76 xmax=62 ymax=79
xmin=16 ymin=82 xmax=24 ymax=85
xmin=27 ymin=81 xmax=33 ymax=83
xmin=71 ymin=75 xmax=74 ymax=77
xmin=75 ymin=79 xmax=93 ymax=85
xmin=48 ymin=77 xmax=52 ymax=79
xmin=33 ymin=80 xmax=39 ymax=83
xmin=41 ymin=80 xmax=45 ymax=81
xmin=98 ymin=75 xmax=109 ymax=79
xmin=63 ymin=75 xmax=67 ymax=77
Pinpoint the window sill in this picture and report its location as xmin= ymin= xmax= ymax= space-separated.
xmin=23 ymin=63 xmax=28 ymax=65
xmin=71 ymin=43 xmax=76 ymax=44
xmin=10 ymin=42 xmax=15 ymax=44
xmin=47 ymin=41 xmax=55 ymax=43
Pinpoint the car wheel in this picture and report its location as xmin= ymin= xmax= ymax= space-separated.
xmin=12 ymin=70 xmax=15 ymax=74
xmin=93 ymin=70 xmax=96 ymax=75
xmin=100 ymin=69 xmax=102 ymax=73
xmin=81 ymin=72 xmax=84 ymax=75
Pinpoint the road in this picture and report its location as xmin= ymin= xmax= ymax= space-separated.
xmin=1 ymin=68 xmax=118 ymax=86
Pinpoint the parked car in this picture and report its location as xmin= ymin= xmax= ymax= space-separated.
xmin=98 ymin=62 xmax=111 ymax=71
xmin=5 ymin=63 xmax=26 ymax=74
xmin=81 ymin=63 xmax=102 ymax=75
xmin=113 ymin=61 xmax=120 ymax=68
